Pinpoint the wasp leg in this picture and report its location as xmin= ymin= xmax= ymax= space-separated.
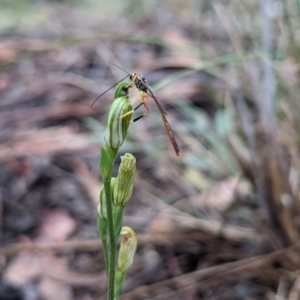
xmin=120 ymin=109 xmax=134 ymax=119
xmin=132 ymin=96 xmax=150 ymax=123
xmin=120 ymin=91 xmax=149 ymax=119
xmin=119 ymin=96 xmax=143 ymax=117
xmin=119 ymin=86 xmax=144 ymax=119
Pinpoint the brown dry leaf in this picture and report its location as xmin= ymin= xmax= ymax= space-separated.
xmin=0 ymin=74 xmax=11 ymax=91
xmin=39 ymin=276 xmax=72 ymax=300
xmin=162 ymin=29 xmax=195 ymax=55
xmin=4 ymin=252 xmax=73 ymax=300
xmin=161 ymin=80 xmax=206 ymax=100
xmin=3 ymin=252 xmax=41 ymax=286
xmin=39 ymin=254 xmax=73 ymax=300
xmin=148 ymin=216 xmax=175 ymax=234
xmin=193 ymin=177 xmax=248 ymax=212
xmin=0 ymin=127 xmax=97 ymax=159
xmin=72 ymin=160 xmax=101 ymax=206
xmin=37 ymin=209 xmax=78 ymax=243
xmin=0 ymin=42 xmax=19 ymax=63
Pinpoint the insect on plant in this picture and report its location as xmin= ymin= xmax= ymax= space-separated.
xmin=92 ymin=63 xmax=180 ymax=156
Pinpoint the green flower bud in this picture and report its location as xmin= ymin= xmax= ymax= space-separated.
xmin=113 ymin=153 xmax=136 ymax=206
xmin=104 ymin=82 xmax=132 ymax=150
xmin=117 ymin=226 xmax=137 ymax=272
xmin=98 ymin=178 xmax=117 ymax=220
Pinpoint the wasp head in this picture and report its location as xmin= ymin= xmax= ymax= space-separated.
xmin=129 ymin=73 xmax=137 ymax=81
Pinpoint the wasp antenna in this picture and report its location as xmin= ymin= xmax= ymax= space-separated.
xmin=108 ymin=62 xmax=131 ymax=75
xmin=91 ymin=74 xmax=129 ymax=108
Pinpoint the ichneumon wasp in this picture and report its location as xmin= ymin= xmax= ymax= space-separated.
xmin=92 ymin=63 xmax=180 ymax=156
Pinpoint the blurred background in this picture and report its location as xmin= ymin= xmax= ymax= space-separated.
xmin=1 ymin=0 xmax=300 ymax=299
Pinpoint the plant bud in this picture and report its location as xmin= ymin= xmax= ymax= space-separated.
xmin=113 ymin=153 xmax=136 ymax=206
xmin=117 ymin=226 xmax=137 ymax=272
xmin=98 ymin=178 xmax=117 ymax=220
xmin=104 ymin=82 xmax=132 ymax=150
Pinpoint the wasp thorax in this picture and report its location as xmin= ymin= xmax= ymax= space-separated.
xmin=129 ymin=73 xmax=136 ymax=81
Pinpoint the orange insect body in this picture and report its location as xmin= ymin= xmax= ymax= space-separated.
xmin=93 ymin=63 xmax=180 ymax=156
xmin=129 ymin=73 xmax=180 ymax=156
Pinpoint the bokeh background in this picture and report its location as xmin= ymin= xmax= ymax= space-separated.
xmin=1 ymin=1 xmax=300 ymax=299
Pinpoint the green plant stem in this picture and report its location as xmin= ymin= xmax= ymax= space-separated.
xmin=101 ymin=147 xmax=118 ymax=300
xmin=113 ymin=206 xmax=124 ymax=241
xmin=103 ymin=176 xmax=115 ymax=300
xmin=97 ymin=217 xmax=109 ymax=273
